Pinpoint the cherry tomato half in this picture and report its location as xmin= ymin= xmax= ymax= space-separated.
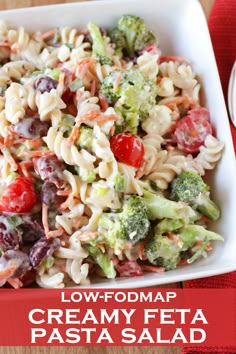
xmin=173 ymin=108 xmax=212 ymax=153
xmin=0 ymin=176 xmax=37 ymax=213
xmin=110 ymin=133 xmax=145 ymax=168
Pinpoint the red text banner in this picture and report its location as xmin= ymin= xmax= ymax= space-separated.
xmin=0 ymin=289 xmax=235 ymax=346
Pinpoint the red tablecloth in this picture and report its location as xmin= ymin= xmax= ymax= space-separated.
xmin=182 ymin=1 xmax=236 ymax=352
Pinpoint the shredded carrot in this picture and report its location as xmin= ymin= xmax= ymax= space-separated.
xmin=156 ymin=75 xmax=163 ymax=84
xmin=4 ymin=135 xmax=14 ymax=148
xmin=76 ymin=57 xmax=97 ymax=78
xmin=76 ymin=231 xmax=98 ymax=241
xmin=57 ymin=189 xmax=72 ymax=196
xmin=76 ymin=111 xmax=119 ymax=125
xmin=18 ymin=150 xmax=55 ymax=158
xmin=109 ymin=125 xmax=116 ymax=137
xmin=0 ymin=264 xmax=18 ymax=280
xmin=200 ymin=215 xmax=212 ymax=223
xmin=90 ymin=80 xmax=97 ymax=97
xmin=7 ymin=278 xmax=23 ymax=289
xmin=67 ymin=126 xmax=80 ymax=146
xmin=47 ymin=227 xmax=64 ymax=239
xmin=97 ymin=243 xmax=106 ymax=253
xmin=205 ymin=243 xmax=213 ymax=251
xmin=40 ymin=29 xmax=57 ymax=40
xmin=166 ymin=232 xmax=184 ymax=248
xmin=141 ymin=265 xmax=165 ymax=273
xmin=0 ymin=144 xmax=18 ymax=171
xmin=99 ymin=93 xmax=109 ymax=112
xmin=139 ymin=242 xmax=147 ymax=260
xmin=25 ymin=139 xmax=45 ymax=149
xmin=177 ymin=259 xmax=188 ymax=266
xmin=42 ymin=202 xmax=50 ymax=236
xmin=18 ymin=161 xmax=34 ymax=182
xmin=159 ymin=55 xmax=190 ymax=63
xmin=59 ymin=194 xmax=74 ymax=211
xmin=76 ymin=89 xmax=84 ymax=104
xmin=161 ymin=96 xmax=198 ymax=109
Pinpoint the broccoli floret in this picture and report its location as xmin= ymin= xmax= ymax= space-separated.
xmin=170 ymin=171 xmax=220 ymax=221
xmin=108 ymin=27 xmax=126 ymax=58
xmin=141 ymin=190 xmax=196 ymax=221
xmin=87 ymin=22 xmax=114 ymax=65
xmin=77 ymin=125 xmax=94 ymax=151
xmin=177 ymin=224 xmax=224 ymax=264
xmin=145 ymin=222 xmax=224 ymax=270
xmin=145 ymin=231 xmax=181 ymax=270
xmin=117 ymin=15 xmax=156 ymax=57
xmin=98 ymin=211 xmax=127 ymax=251
xmin=98 ymin=195 xmax=150 ymax=251
xmin=121 ymin=196 xmax=151 ymax=244
xmin=85 ymin=244 xmax=116 ymax=278
xmin=177 ymin=224 xmax=224 ymax=250
xmin=100 ymin=69 xmax=158 ymax=133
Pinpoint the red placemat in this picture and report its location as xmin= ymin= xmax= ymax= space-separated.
xmin=182 ymin=0 xmax=236 ymax=352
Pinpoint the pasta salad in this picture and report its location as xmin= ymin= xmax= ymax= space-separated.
xmin=0 ymin=15 xmax=224 ymax=288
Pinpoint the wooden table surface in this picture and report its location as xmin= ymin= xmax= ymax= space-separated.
xmin=0 ymin=0 xmax=215 ymax=353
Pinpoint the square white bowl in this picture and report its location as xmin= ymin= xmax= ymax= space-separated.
xmin=1 ymin=0 xmax=236 ymax=288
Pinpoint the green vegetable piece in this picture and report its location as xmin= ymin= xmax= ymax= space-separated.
xmin=114 ymin=174 xmax=125 ymax=193
xmin=6 ymin=172 xmax=20 ymax=185
xmin=87 ymin=21 xmax=114 ymax=65
xmin=98 ymin=195 xmax=151 ymax=250
xmin=170 ymin=171 xmax=220 ymax=221
xmin=100 ymin=69 xmax=158 ymax=133
xmin=68 ymin=77 xmax=82 ymax=92
xmin=121 ymin=196 xmax=151 ymax=244
xmin=108 ymin=27 xmax=126 ymax=58
xmin=58 ymin=114 xmax=75 ymax=136
xmin=155 ymin=218 xmax=186 ymax=235
xmin=75 ymin=166 xmax=96 ymax=183
xmin=177 ymin=224 xmax=224 ymax=250
xmin=117 ymin=15 xmax=156 ymax=57
xmin=7 ymin=215 xmax=24 ymax=228
xmin=145 ymin=233 xmax=181 ymax=270
xmin=51 ymin=68 xmax=61 ymax=80
xmin=77 ymin=125 xmax=94 ymax=150
xmin=142 ymin=190 xmax=196 ymax=220
xmin=94 ymin=185 xmax=108 ymax=197
xmin=86 ymin=244 xmax=116 ymax=279
xmin=177 ymin=224 xmax=223 ymax=264
xmin=98 ymin=212 xmax=127 ymax=251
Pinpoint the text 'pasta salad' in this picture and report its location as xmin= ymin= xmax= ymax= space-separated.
xmin=0 ymin=16 xmax=224 ymax=288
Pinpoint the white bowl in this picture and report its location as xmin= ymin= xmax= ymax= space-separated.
xmin=1 ymin=0 xmax=236 ymax=288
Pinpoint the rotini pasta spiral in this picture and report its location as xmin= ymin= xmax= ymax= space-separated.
xmin=5 ymin=83 xmax=36 ymax=124
xmin=159 ymin=61 xmax=198 ymax=90
xmin=137 ymin=51 xmax=159 ymax=81
xmin=183 ymin=135 xmax=225 ymax=175
xmin=44 ymin=127 xmax=96 ymax=169
xmin=36 ymin=88 xmax=66 ymax=124
xmin=147 ymin=150 xmax=186 ymax=189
